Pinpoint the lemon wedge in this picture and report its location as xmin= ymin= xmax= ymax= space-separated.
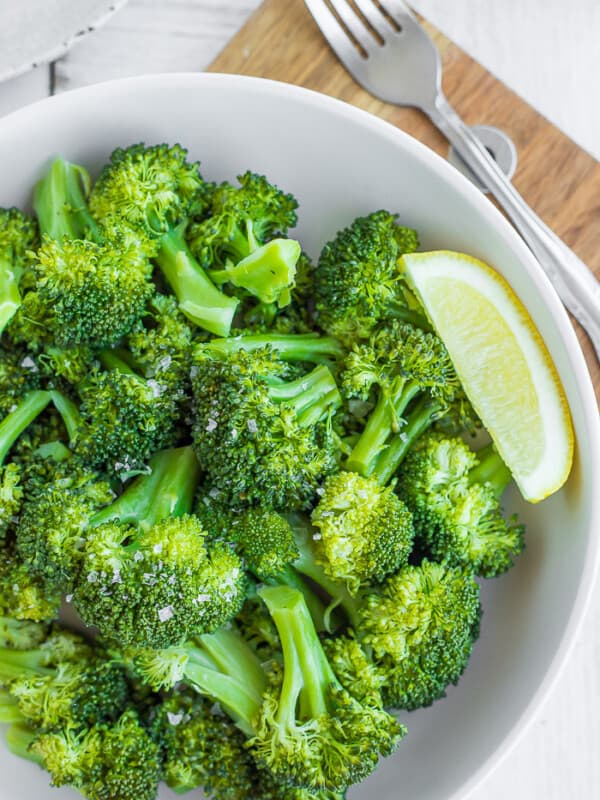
xmin=401 ymin=251 xmax=574 ymax=503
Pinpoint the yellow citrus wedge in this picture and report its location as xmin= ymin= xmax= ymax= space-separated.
xmin=401 ymin=250 xmax=574 ymax=503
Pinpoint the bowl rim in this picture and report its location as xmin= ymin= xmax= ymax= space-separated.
xmin=1 ymin=71 xmax=599 ymax=799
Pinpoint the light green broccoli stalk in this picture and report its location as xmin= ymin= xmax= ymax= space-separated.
xmin=0 ymin=207 xmax=38 ymax=335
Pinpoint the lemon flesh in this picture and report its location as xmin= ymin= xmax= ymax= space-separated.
xmin=402 ymin=251 xmax=574 ymax=503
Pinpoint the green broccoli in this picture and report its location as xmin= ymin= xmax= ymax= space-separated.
xmin=0 ymin=207 xmax=38 ymax=336
xmin=342 ymin=321 xmax=461 ymax=481
xmin=88 ymin=142 xmax=239 ymax=335
xmin=0 ymin=627 xmax=128 ymax=731
xmin=76 ymin=348 xmax=184 ymax=477
xmin=358 ymin=560 xmax=481 ymax=710
xmin=187 ymin=171 xmax=300 ymax=306
xmin=314 ymin=210 xmax=422 ymax=343
xmin=311 ymin=470 xmax=414 ymax=594
xmin=72 ymin=446 xmax=247 ymax=648
xmin=191 ymin=346 xmax=341 ymax=509
xmin=202 ymin=330 xmax=344 ymax=364
xmin=251 ymin=585 xmax=405 ymax=793
xmin=397 ymin=434 xmax=525 ymax=577
xmin=7 ymin=709 xmax=163 ymax=800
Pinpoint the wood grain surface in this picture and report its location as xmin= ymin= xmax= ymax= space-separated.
xmin=209 ymin=0 xmax=600 ymax=395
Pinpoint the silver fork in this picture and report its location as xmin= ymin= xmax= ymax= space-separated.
xmin=305 ymin=0 xmax=600 ymax=358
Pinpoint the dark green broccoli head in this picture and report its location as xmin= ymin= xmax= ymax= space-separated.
xmin=73 ymin=514 xmax=247 ymax=649
xmin=226 ymin=508 xmax=300 ymax=579
xmin=77 ymin=364 xmax=182 ymax=478
xmin=397 ymin=434 xmax=524 ymax=577
xmin=89 ymin=142 xmax=206 ymax=238
xmin=311 ymin=471 xmax=414 ymax=593
xmin=360 ymin=560 xmax=481 ymax=710
xmin=0 ymin=544 xmax=61 ymax=625
xmin=314 ymin=210 xmax=418 ymax=343
xmin=16 ymin=462 xmax=114 ymax=593
xmin=0 ymin=347 xmax=44 ymax=419
xmin=154 ymin=689 xmax=255 ymax=797
xmin=187 ymin=171 xmax=298 ymax=267
xmin=31 ymin=709 xmax=163 ymax=800
xmin=191 ymin=347 xmax=340 ymax=510
xmin=33 ymin=235 xmax=154 ymax=347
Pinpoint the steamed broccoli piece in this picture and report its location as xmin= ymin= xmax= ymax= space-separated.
xmin=76 ymin=348 xmax=183 ymax=477
xmin=191 ymin=346 xmax=341 ymax=509
xmin=343 ymin=321 xmax=460 ymax=481
xmin=0 ymin=542 xmax=61 ymax=627
xmin=126 ymin=623 xmax=268 ymax=737
xmin=202 ymin=331 xmax=344 ymax=364
xmin=185 ymin=171 xmax=300 ymax=307
xmin=311 ymin=470 xmax=414 ymax=594
xmin=15 ymin=459 xmax=114 ymax=595
xmin=224 ymin=507 xmax=301 ymax=580
xmin=0 ymin=390 xmax=53 ymax=542
xmin=33 ymin=156 xmax=101 ymax=241
xmin=358 ymin=560 xmax=481 ymax=710
xmin=0 ymin=628 xmax=128 ymax=731
xmin=314 ymin=210 xmax=421 ymax=343
xmin=0 ymin=347 xmax=44 ymax=419
xmin=7 ymin=709 xmax=163 ymax=800
xmin=72 ymin=446 xmax=247 ymax=648
xmin=322 ymin=634 xmax=386 ymax=709
xmin=0 ymin=208 xmax=38 ymax=335
xmin=89 ymin=142 xmax=239 ymax=336
xmin=397 ymin=434 xmax=525 ymax=577
xmin=251 ymin=585 xmax=405 ymax=793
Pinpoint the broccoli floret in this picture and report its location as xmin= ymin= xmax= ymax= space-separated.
xmin=89 ymin=142 xmax=239 ymax=336
xmin=0 ymin=628 xmax=128 ymax=731
xmin=8 ymin=709 xmax=163 ymax=800
xmin=314 ymin=210 xmax=421 ymax=343
xmin=251 ymin=585 xmax=405 ymax=793
xmin=0 ymin=207 xmax=38 ymax=336
xmin=76 ymin=348 xmax=183 ymax=478
xmin=342 ymin=321 xmax=461 ymax=481
xmin=397 ymin=434 xmax=525 ymax=577
xmin=72 ymin=446 xmax=246 ymax=648
xmin=322 ymin=634 xmax=386 ymax=709
xmin=359 ymin=560 xmax=481 ymax=710
xmin=192 ymin=346 xmax=341 ymax=509
xmin=33 ymin=235 xmax=154 ymax=347
xmin=0 ymin=542 xmax=60 ymax=626
xmin=311 ymin=470 xmax=414 ymax=593
xmin=15 ymin=460 xmax=114 ymax=595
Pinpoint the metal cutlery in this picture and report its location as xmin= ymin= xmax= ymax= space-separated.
xmin=305 ymin=0 xmax=600 ymax=358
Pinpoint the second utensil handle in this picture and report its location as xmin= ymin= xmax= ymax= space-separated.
xmin=427 ymin=94 xmax=600 ymax=360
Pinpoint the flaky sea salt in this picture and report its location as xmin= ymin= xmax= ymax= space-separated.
xmin=158 ymin=605 xmax=174 ymax=622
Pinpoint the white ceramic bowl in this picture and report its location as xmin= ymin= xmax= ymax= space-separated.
xmin=0 ymin=74 xmax=598 ymax=800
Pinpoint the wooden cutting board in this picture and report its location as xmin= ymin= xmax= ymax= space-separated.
xmin=209 ymin=0 xmax=600 ymax=393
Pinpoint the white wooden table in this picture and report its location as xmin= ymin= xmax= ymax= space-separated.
xmin=1 ymin=2 xmax=598 ymax=798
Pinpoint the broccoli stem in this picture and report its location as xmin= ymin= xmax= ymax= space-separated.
xmin=49 ymin=390 xmax=81 ymax=445
xmin=33 ymin=157 xmax=101 ymax=241
xmin=5 ymin=722 xmax=43 ymax=765
xmin=90 ymin=446 xmax=200 ymax=531
xmin=287 ymin=514 xmax=359 ymax=631
xmin=274 ymin=566 xmax=331 ymax=632
xmin=346 ymin=381 xmax=421 ymax=477
xmin=468 ymin=444 xmax=512 ymax=497
xmin=0 ymin=390 xmax=52 ymax=466
xmin=208 ymin=238 xmax=300 ymax=306
xmin=183 ymin=629 xmax=267 ymax=736
xmin=155 ymin=228 xmax=238 ymax=337
xmin=0 ymin=257 xmax=21 ymax=334
xmin=204 ymin=332 xmax=344 ymax=363
xmin=267 ymin=365 xmax=341 ymax=428
xmin=0 ymin=691 xmax=23 ymax=723
xmin=370 ymin=395 xmax=441 ymax=486
xmin=0 ymin=646 xmax=54 ymax=683
xmin=259 ymin=585 xmax=338 ymax=721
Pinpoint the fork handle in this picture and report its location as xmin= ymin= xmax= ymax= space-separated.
xmin=427 ymin=94 xmax=600 ymax=360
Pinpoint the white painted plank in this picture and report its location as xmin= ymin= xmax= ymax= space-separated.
xmin=54 ymin=0 xmax=261 ymax=91
xmin=0 ymin=65 xmax=50 ymax=117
